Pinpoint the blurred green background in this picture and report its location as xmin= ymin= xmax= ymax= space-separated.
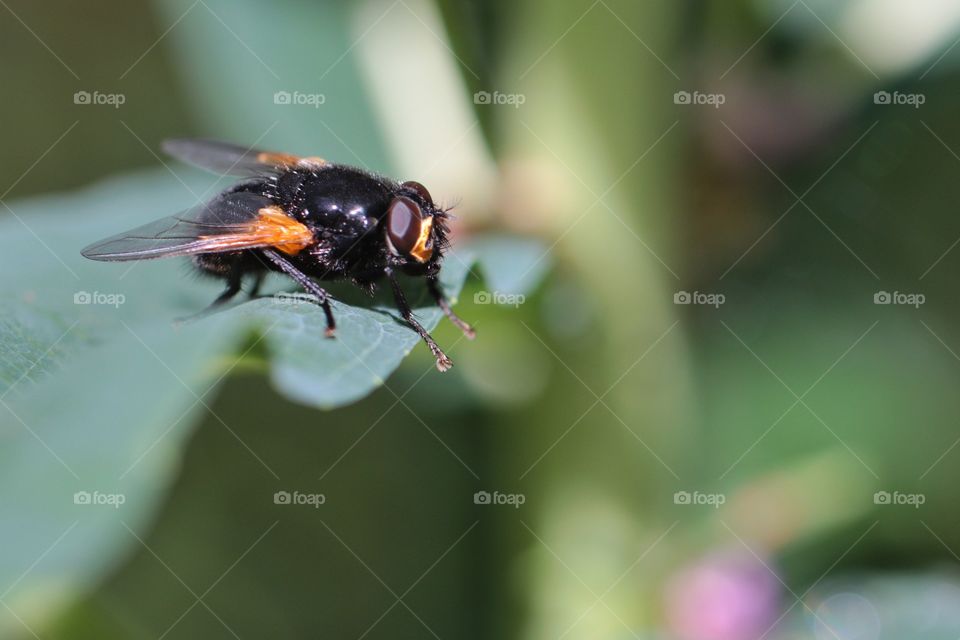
xmin=3 ymin=0 xmax=960 ymax=638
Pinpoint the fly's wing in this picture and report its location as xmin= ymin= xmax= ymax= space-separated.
xmin=81 ymin=192 xmax=314 ymax=261
xmin=162 ymin=139 xmax=327 ymax=177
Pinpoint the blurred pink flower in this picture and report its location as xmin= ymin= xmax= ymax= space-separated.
xmin=665 ymin=550 xmax=781 ymax=640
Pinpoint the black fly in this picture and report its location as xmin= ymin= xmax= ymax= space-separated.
xmin=81 ymin=139 xmax=475 ymax=371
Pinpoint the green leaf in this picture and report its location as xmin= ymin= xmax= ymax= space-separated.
xmin=0 ymin=169 xmax=547 ymax=635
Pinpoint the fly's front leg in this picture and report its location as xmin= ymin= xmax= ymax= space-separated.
xmin=427 ymin=276 xmax=475 ymax=339
xmin=387 ymin=269 xmax=453 ymax=372
xmin=261 ymin=249 xmax=336 ymax=337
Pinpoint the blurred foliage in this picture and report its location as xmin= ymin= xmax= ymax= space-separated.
xmin=0 ymin=1 xmax=192 ymax=197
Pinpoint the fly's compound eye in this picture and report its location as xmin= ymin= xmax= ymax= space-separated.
xmin=386 ymin=196 xmax=434 ymax=263
xmin=401 ymin=180 xmax=433 ymax=205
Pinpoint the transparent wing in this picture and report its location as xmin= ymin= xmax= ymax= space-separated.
xmin=162 ymin=138 xmax=326 ymax=177
xmin=81 ymin=192 xmax=313 ymax=261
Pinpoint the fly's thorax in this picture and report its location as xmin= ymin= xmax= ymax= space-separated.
xmin=294 ymin=166 xmax=394 ymax=228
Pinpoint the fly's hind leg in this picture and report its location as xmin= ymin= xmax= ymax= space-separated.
xmin=176 ymin=258 xmax=244 ymax=324
xmin=260 ymin=249 xmax=336 ymax=337
xmin=211 ymin=266 xmax=244 ymax=306
xmin=248 ymin=271 xmax=266 ymax=298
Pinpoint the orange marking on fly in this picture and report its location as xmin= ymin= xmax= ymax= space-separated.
xmin=409 ymin=216 xmax=434 ymax=263
xmin=256 ymin=152 xmax=327 ymax=169
xmin=198 ymin=206 xmax=314 ymax=255
xmin=297 ymin=156 xmax=327 ymax=168
xmin=255 ymin=206 xmax=315 ymax=254
xmin=257 ymin=151 xmax=296 ymax=166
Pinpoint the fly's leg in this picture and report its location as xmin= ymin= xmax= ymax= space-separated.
xmin=261 ymin=249 xmax=336 ymax=337
xmin=427 ymin=276 xmax=476 ymax=339
xmin=248 ymin=271 xmax=266 ymax=298
xmin=211 ymin=269 xmax=243 ymax=306
xmin=176 ymin=261 xmax=244 ymax=323
xmin=387 ymin=269 xmax=453 ymax=372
